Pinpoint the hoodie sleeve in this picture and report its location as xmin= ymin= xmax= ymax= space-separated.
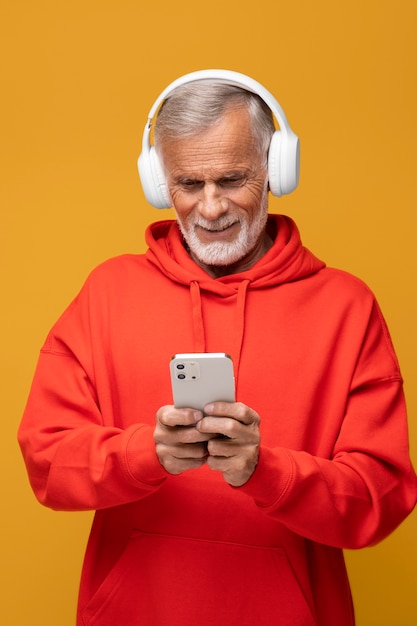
xmin=238 ymin=301 xmax=417 ymax=549
xmin=17 ymin=266 xmax=169 ymax=512
xmin=18 ymin=346 xmax=168 ymax=511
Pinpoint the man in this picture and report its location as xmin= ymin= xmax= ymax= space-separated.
xmin=18 ymin=70 xmax=417 ymax=626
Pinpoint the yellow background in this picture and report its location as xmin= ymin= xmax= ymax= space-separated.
xmin=1 ymin=1 xmax=416 ymax=624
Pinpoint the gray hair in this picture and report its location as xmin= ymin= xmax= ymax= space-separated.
xmin=154 ymin=80 xmax=275 ymax=166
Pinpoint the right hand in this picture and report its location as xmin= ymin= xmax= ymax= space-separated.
xmin=154 ymin=405 xmax=216 ymax=475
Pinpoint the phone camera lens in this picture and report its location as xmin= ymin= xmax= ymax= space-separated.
xmin=177 ymin=373 xmax=186 ymax=379
xmin=176 ymin=364 xmax=185 ymax=370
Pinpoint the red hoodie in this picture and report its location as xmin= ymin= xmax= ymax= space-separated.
xmin=18 ymin=215 xmax=417 ymax=626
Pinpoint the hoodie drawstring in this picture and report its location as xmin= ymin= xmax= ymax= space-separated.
xmin=190 ymin=281 xmax=206 ymax=352
xmin=189 ymin=279 xmax=250 ymax=390
xmin=233 ymin=279 xmax=250 ymax=380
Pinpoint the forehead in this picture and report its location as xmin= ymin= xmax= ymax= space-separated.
xmin=159 ymin=108 xmax=261 ymax=177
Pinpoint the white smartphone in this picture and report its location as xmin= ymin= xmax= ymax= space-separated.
xmin=170 ymin=353 xmax=235 ymax=411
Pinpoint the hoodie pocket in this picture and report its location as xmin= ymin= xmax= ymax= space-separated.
xmin=82 ymin=530 xmax=316 ymax=626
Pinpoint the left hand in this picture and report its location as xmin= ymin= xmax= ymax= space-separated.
xmin=196 ymin=402 xmax=261 ymax=487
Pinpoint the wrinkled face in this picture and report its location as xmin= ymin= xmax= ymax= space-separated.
xmin=158 ymin=107 xmax=270 ymax=274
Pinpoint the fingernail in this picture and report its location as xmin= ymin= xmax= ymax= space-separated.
xmin=194 ymin=411 xmax=203 ymax=422
xmin=204 ymin=403 xmax=214 ymax=413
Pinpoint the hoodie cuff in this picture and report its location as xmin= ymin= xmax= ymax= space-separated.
xmin=237 ymin=446 xmax=295 ymax=509
xmin=124 ymin=425 xmax=169 ymax=486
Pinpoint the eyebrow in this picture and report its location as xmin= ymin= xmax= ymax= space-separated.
xmin=175 ymin=171 xmax=249 ymax=184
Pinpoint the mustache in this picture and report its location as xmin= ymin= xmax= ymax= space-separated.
xmin=192 ymin=215 xmax=241 ymax=231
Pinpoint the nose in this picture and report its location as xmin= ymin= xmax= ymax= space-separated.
xmin=197 ymin=183 xmax=228 ymax=220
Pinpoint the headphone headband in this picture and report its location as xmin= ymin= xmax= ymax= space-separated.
xmin=138 ymin=69 xmax=300 ymax=208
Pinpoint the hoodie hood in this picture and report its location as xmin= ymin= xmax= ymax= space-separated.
xmin=145 ymin=214 xmax=325 ymax=374
xmin=145 ymin=214 xmax=324 ymax=291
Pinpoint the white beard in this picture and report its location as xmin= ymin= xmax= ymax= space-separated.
xmin=177 ymin=195 xmax=269 ymax=268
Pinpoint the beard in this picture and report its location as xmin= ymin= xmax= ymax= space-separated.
xmin=177 ymin=201 xmax=269 ymax=268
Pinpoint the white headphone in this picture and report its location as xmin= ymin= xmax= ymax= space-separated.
xmin=137 ymin=69 xmax=300 ymax=209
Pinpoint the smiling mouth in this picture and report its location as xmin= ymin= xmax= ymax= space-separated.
xmin=197 ymin=221 xmax=238 ymax=234
xmin=206 ymin=225 xmax=233 ymax=233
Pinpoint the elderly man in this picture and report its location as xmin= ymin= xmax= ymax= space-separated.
xmin=19 ymin=70 xmax=416 ymax=626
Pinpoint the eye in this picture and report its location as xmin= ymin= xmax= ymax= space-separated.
xmin=218 ymin=174 xmax=246 ymax=188
xmin=179 ymin=179 xmax=204 ymax=191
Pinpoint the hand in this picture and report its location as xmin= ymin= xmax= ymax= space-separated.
xmin=196 ymin=402 xmax=260 ymax=487
xmin=154 ymin=405 xmax=217 ymax=475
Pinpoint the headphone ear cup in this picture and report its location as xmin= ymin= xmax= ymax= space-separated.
xmin=137 ymin=147 xmax=172 ymax=209
xmin=267 ymin=131 xmax=283 ymax=197
xmin=268 ymin=130 xmax=300 ymax=196
xmin=280 ymin=131 xmax=300 ymax=195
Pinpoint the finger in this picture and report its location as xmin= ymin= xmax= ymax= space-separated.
xmin=197 ymin=416 xmax=260 ymax=445
xmin=207 ymin=437 xmax=236 ymax=458
xmin=158 ymin=447 xmax=208 ymax=475
xmin=206 ymin=453 xmax=257 ymax=487
xmin=157 ymin=406 xmax=203 ymax=428
xmin=196 ymin=416 xmax=235 ymax=438
xmin=207 ymin=436 xmax=258 ymax=457
xmin=203 ymin=402 xmax=260 ymax=426
xmin=154 ymin=423 xmax=215 ymax=446
xmin=158 ymin=442 xmax=209 ymax=461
